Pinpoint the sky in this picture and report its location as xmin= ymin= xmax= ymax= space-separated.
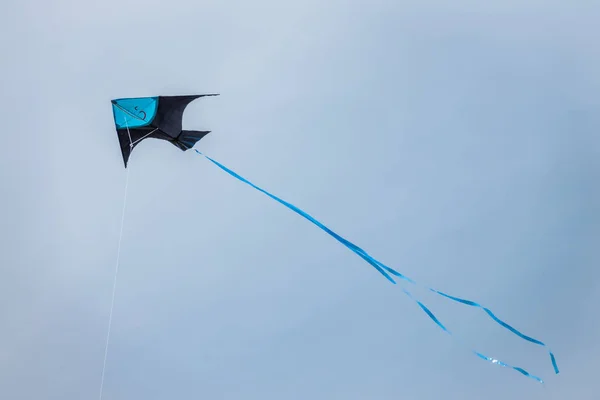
xmin=1 ymin=0 xmax=599 ymax=399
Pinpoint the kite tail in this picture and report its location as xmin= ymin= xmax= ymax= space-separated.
xmin=194 ymin=149 xmax=558 ymax=382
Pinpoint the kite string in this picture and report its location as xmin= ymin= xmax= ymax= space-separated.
xmin=193 ymin=149 xmax=556 ymax=382
xmin=99 ymin=121 xmax=132 ymax=400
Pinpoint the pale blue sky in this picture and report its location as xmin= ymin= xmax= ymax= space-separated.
xmin=1 ymin=1 xmax=599 ymax=399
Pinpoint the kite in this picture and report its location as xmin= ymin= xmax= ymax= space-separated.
xmin=110 ymin=94 xmax=218 ymax=167
xmin=104 ymin=94 xmax=559 ymax=390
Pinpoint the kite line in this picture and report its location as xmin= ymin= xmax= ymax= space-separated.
xmin=99 ymin=121 xmax=133 ymax=400
xmin=194 ymin=149 xmax=559 ymax=383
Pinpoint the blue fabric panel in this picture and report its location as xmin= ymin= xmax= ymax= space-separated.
xmin=111 ymin=97 xmax=158 ymax=129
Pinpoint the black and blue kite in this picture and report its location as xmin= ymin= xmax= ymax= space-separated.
xmin=109 ymin=94 xmax=559 ymax=383
xmin=111 ymin=94 xmax=218 ymax=167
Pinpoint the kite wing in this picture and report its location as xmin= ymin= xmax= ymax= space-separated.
xmin=110 ymin=94 xmax=218 ymax=167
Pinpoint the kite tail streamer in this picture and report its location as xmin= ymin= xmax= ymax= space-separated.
xmin=400 ymin=287 xmax=544 ymax=383
xmin=194 ymin=149 xmax=558 ymax=381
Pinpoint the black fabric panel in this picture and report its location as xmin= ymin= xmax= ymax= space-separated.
xmin=116 ymin=128 xmax=171 ymax=167
xmin=175 ymin=130 xmax=211 ymax=150
xmin=154 ymin=95 xmax=217 ymax=137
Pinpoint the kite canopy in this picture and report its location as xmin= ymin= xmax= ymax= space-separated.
xmin=110 ymin=94 xmax=219 ymax=167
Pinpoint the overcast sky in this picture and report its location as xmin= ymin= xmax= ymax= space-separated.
xmin=2 ymin=1 xmax=599 ymax=399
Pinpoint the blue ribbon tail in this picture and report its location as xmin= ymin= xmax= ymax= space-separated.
xmin=429 ymin=289 xmax=559 ymax=374
xmin=194 ymin=149 xmax=558 ymax=381
xmin=401 ymin=288 xmax=544 ymax=383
